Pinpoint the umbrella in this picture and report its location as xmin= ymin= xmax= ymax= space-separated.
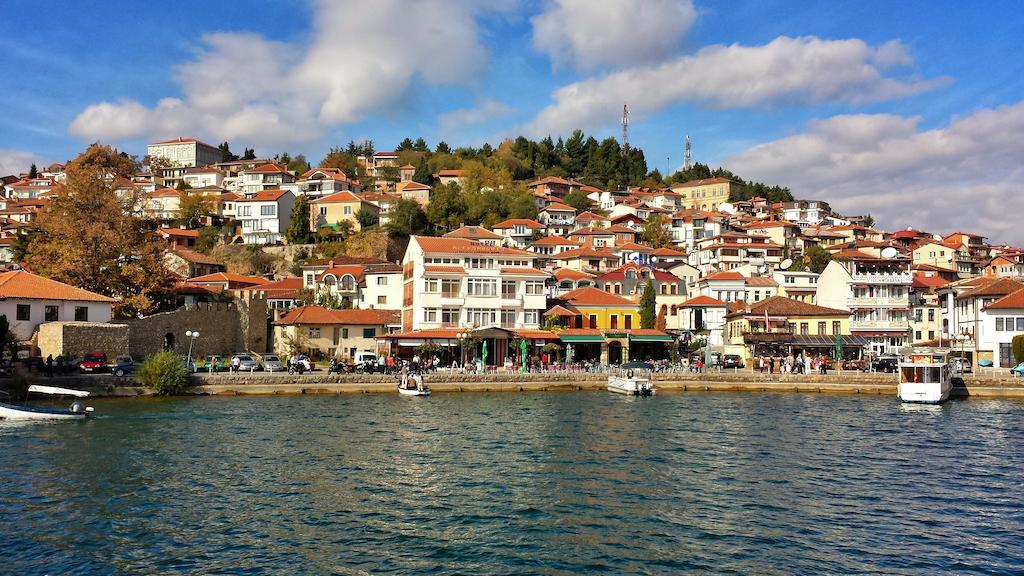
xmin=835 ymin=333 xmax=842 ymax=361
xmin=621 ymin=361 xmax=655 ymax=370
xmin=520 ymin=338 xmax=528 ymax=373
xmin=480 ymin=340 xmax=488 ymax=374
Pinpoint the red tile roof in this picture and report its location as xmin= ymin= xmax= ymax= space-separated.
xmin=575 ymin=211 xmax=610 ymax=221
xmin=444 ymin=225 xmax=502 ymax=240
xmin=493 ymin=218 xmax=545 ymax=230
xmin=414 ymin=236 xmax=534 ymax=257
xmin=501 ymin=268 xmax=549 ymax=276
xmin=310 ymin=191 xmax=363 ymax=204
xmin=0 ymin=270 xmax=115 ymax=303
xmin=704 ymin=271 xmax=745 ymax=281
xmin=560 ymin=286 xmax=636 ymax=307
xmin=745 ymin=276 xmax=779 ymax=287
xmin=187 ymin=272 xmax=268 ymax=286
xmin=554 ymin=268 xmax=594 ymax=281
xmin=543 ymin=202 xmax=576 ymax=212
xmin=276 ymin=306 xmax=399 ymax=326
xmin=679 ymin=295 xmax=727 ymax=307
xmin=729 ymin=296 xmax=850 ymax=318
xmin=245 ymin=163 xmax=290 ymax=174
xmin=159 ymin=228 xmax=200 ymax=238
xmin=596 ymin=263 xmax=680 ymax=282
xmin=237 ymin=189 xmax=290 ymax=202
xmin=985 ymin=288 xmax=1024 ymax=310
xmin=400 ymin=181 xmax=431 ymax=191
xmin=956 ymin=278 xmax=1024 ymax=300
xmin=238 ymin=276 xmax=303 ymax=298
xmin=424 ymin=265 xmax=466 ymax=274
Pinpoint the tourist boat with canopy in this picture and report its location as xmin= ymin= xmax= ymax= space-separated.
xmin=897 ymin=347 xmax=954 ymax=404
xmin=608 ymin=362 xmax=656 ymax=396
xmin=0 ymin=385 xmax=95 ymax=420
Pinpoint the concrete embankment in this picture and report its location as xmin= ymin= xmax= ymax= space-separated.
xmin=50 ymin=371 xmax=1024 ymax=399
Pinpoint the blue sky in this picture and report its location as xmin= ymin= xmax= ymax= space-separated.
xmin=1 ymin=0 xmax=1023 ymax=240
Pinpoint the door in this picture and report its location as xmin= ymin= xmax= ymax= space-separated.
xmin=608 ymin=341 xmax=623 ymax=365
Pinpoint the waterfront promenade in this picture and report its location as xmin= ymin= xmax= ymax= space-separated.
xmin=51 ymin=370 xmax=1024 ymax=399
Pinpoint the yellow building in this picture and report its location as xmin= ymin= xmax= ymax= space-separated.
xmin=912 ymin=241 xmax=958 ymax=269
xmin=723 ymin=296 xmax=865 ymax=363
xmin=309 ymin=191 xmax=379 ymax=234
xmin=670 ymin=177 xmax=741 ymax=211
xmin=548 ymin=286 xmax=673 ymax=364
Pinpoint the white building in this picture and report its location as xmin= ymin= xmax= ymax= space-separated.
xmin=773 ymin=270 xmax=820 ymax=304
xmin=782 ymin=200 xmax=832 ymax=229
xmin=181 ymin=166 xmax=226 ymax=189
xmin=235 ymin=189 xmax=295 ymax=244
xmin=978 ymin=288 xmax=1024 ymax=368
xmin=492 ymin=219 xmax=545 ymax=249
xmin=0 ymin=270 xmax=115 ymax=340
xmin=240 ymin=163 xmax=296 ymax=194
xmin=146 ymin=137 xmax=221 ymax=168
xmin=816 ymin=254 xmax=912 ymax=355
xmin=304 ymin=261 xmax=403 ymax=310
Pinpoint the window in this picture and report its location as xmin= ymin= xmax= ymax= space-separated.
xmin=377 ymin=295 xmax=387 ymax=305
xmin=424 ymin=308 xmax=438 ymax=322
xmin=525 ymin=281 xmax=544 ymax=295
xmin=16 ymin=304 xmax=29 ymax=321
xmin=75 ymin=306 xmax=88 ymax=321
xmin=915 ymin=330 xmax=922 ymax=340
xmin=929 ymin=330 xmax=935 ymax=340
xmin=424 ymin=278 xmax=440 ymax=293
xmin=1017 ymin=317 xmax=1024 ymax=332
xmin=261 ymin=205 xmax=275 ymax=216
xmin=589 ymin=315 xmax=598 ymax=329
xmin=377 ymin=276 xmax=388 ymax=285
xmin=624 ymin=315 xmax=632 ymax=329
xmin=239 ymin=205 xmax=251 ymax=217
xmin=818 ymin=322 xmax=826 ymax=335
xmin=502 ymin=281 xmax=516 ymax=298
xmin=333 ymin=328 xmax=340 ymax=346
xmin=442 ymin=279 xmax=460 ymax=297
xmin=319 ymin=206 xmax=327 ymax=216
xmin=340 ymin=275 xmax=356 ymax=292
xmin=833 ymin=321 xmax=841 ymax=335
xmin=501 ymin=310 xmax=516 ymax=328
xmin=928 ymin=309 xmax=935 ymax=321
xmin=363 ymin=328 xmax=375 ymax=338
xmin=996 ymin=318 xmax=1005 ymax=331
xmin=44 ymin=305 xmax=58 ymax=322
xmin=343 ymin=328 xmax=349 ymax=338
xmin=467 ymin=279 xmax=497 ymax=297
xmin=343 ymin=206 xmax=352 ymax=215
xmin=524 ymin=310 xmax=539 ymax=325
xmin=800 ymin=322 xmax=809 ymax=335
xmin=467 ymin=308 xmax=497 ymax=326
xmin=442 ymin=308 xmax=460 ymax=326
xmin=309 ymin=327 xmax=320 ymax=338
xmin=610 ymin=315 xmax=618 ymax=329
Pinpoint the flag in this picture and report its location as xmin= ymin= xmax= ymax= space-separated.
xmin=764 ymin=308 xmax=770 ymax=333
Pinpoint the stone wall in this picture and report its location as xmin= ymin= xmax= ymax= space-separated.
xmin=36 ymin=322 xmax=130 ymax=359
xmin=119 ymin=297 xmax=269 ymax=358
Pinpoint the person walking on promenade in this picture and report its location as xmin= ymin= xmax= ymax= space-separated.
xmin=768 ymin=356 xmax=776 ymax=374
xmin=45 ymin=354 xmax=53 ymax=377
xmin=820 ymin=355 xmax=828 ymax=375
xmin=696 ymin=358 xmax=704 ymax=373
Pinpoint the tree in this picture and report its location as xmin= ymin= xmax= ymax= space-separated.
xmin=397 ymin=137 xmax=415 ymax=151
xmin=195 ymin=226 xmax=222 ymax=254
xmin=218 ymin=141 xmax=239 ymax=162
xmin=385 ymin=198 xmax=428 ymax=238
xmin=1013 ymin=335 xmax=1024 ymax=364
xmin=435 ymin=141 xmax=452 ymax=155
xmin=24 ymin=153 xmax=171 ymax=317
xmin=639 ymin=280 xmax=657 ymax=329
xmin=862 ymin=214 xmax=876 ymax=228
xmin=75 ymin=143 xmax=139 ymax=176
xmin=563 ymin=188 xmax=594 ymax=212
xmin=136 ymin=351 xmax=192 ymax=395
xmin=642 ymin=213 xmax=674 ymax=248
xmin=412 ymin=157 xmax=432 ymax=184
xmin=177 ymin=189 xmax=215 ymax=228
xmin=805 ymin=244 xmax=833 ymax=274
xmin=425 ymin=182 xmax=467 ymax=232
xmin=355 ymin=207 xmax=379 ymax=229
xmin=286 ymin=194 xmax=314 ymax=244
xmin=320 ymin=147 xmax=357 ymax=174
xmin=287 ymin=154 xmax=311 ymax=173
xmin=413 ymin=137 xmax=429 ymax=152
xmin=241 ymin=148 xmax=256 ymax=160
xmin=27 ymin=163 xmax=37 ymax=178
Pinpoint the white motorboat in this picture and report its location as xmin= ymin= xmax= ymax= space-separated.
xmin=0 ymin=385 xmax=95 ymax=421
xmin=398 ymin=372 xmax=430 ymax=396
xmin=608 ymin=370 xmax=655 ymax=396
xmin=898 ymin=348 xmax=954 ymax=404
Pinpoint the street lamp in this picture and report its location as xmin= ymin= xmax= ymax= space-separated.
xmin=185 ymin=330 xmax=200 ymax=370
xmin=458 ymin=331 xmax=468 ymax=370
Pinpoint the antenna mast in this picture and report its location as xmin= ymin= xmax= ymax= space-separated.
xmin=684 ymin=133 xmax=692 ymax=170
xmin=621 ymin=103 xmax=630 ymax=152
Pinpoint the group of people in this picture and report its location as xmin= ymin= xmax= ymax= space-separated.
xmin=755 ymin=354 xmax=830 ymax=375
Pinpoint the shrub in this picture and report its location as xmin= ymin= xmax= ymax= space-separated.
xmin=136 ymin=351 xmax=191 ymax=395
xmin=1013 ymin=334 xmax=1024 ymax=364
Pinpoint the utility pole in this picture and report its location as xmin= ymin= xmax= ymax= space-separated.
xmin=621 ymin=103 xmax=630 ymax=152
xmin=684 ymin=134 xmax=692 ymax=170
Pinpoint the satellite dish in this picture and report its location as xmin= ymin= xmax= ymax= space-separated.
xmin=780 ymin=258 xmax=793 ymax=269
xmin=881 ymin=247 xmax=899 ymax=259
xmin=718 ymin=202 xmax=736 ymax=215
xmin=650 ymin=256 xmax=659 ymax=263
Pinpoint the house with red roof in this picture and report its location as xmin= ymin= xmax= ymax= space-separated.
xmin=537 ymin=202 xmax=576 ymax=236
xmin=187 ymin=272 xmax=268 ymax=291
xmin=980 ymin=287 xmax=1024 ymax=367
xmin=492 ymin=218 xmax=545 ymax=248
xmin=669 ymin=294 xmax=728 ymax=346
xmin=444 ymin=225 xmax=502 ymax=246
xmin=296 ymin=167 xmax=360 ymax=198
xmin=309 ymin=190 xmax=379 ymax=235
xmin=235 ymin=189 xmax=295 ymax=244
xmin=527 ymin=176 xmax=582 ymax=198
xmin=0 ymin=270 xmax=116 ymax=340
xmin=239 ymin=163 xmax=296 ymax=194
xmin=273 ymin=306 xmax=400 ymax=359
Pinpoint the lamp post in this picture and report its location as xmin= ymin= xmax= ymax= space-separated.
xmin=185 ymin=330 xmax=200 ymax=371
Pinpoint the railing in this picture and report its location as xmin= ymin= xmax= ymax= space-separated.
xmin=848 ymin=297 xmax=909 ymax=307
xmin=850 ymin=319 xmax=910 ymax=330
xmin=441 ymin=291 xmax=461 ymax=298
xmin=851 ymin=273 xmax=912 ymax=284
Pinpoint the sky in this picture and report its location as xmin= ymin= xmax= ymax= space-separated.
xmin=1 ymin=0 xmax=1022 ymax=242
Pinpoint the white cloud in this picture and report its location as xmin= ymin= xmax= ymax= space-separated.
xmin=725 ymin=102 xmax=1024 ymax=244
xmin=69 ymin=0 xmax=490 ymax=148
xmin=437 ymin=99 xmax=513 ymax=136
xmin=0 ymin=149 xmax=47 ymax=176
xmin=523 ymin=36 xmax=948 ymax=137
xmin=532 ymin=0 xmax=696 ymax=70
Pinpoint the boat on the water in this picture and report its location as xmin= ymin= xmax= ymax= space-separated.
xmin=898 ymin=347 xmax=954 ymax=404
xmin=398 ymin=371 xmax=430 ymax=396
xmin=0 ymin=384 xmax=95 ymax=420
xmin=608 ymin=369 xmax=655 ymax=396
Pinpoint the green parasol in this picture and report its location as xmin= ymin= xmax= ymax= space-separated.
xmin=480 ymin=340 xmax=488 ymax=374
xmin=835 ymin=332 xmax=842 ymax=361
xmin=520 ymin=338 xmax=528 ymax=373
xmin=566 ymin=343 xmax=574 ymax=364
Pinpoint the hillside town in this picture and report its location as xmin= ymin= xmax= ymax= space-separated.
xmin=3 ymin=135 xmax=1023 ymax=373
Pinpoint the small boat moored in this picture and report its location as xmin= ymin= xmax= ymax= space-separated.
xmin=608 ymin=367 xmax=656 ymax=396
xmin=898 ymin=347 xmax=955 ymax=404
xmin=398 ymin=371 xmax=431 ymax=396
xmin=0 ymin=384 xmax=95 ymax=421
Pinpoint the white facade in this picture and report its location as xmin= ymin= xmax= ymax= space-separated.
xmin=182 ymin=169 xmax=225 ymax=188
xmin=773 ymin=270 xmax=820 ymax=304
xmin=4 ymin=299 xmax=113 ymax=341
xmin=236 ymin=191 xmax=295 ymax=244
xmin=782 ymin=200 xmax=832 ymax=229
xmin=816 ymin=258 xmax=911 ymax=355
xmin=146 ymin=138 xmax=220 ymax=168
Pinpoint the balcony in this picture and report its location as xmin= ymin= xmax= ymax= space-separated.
xmin=440 ymin=292 xmax=464 ymax=305
xmin=851 ymin=273 xmax=912 ymax=284
xmin=848 ymin=297 xmax=909 ymax=307
xmin=850 ymin=319 xmax=910 ymax=331
xmin=500 ymin=294 xmax=523 ymax=305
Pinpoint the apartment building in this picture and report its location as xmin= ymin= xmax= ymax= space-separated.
xmin=235 ymin=189 xmax=294 ymax=244
xmin=781 ymin=200 xmax=831 ymax=228
xmin=670 ymin=177 xmax=739 ymax=211
xmin=773 ymin=270 xmax=819 ymax=304
xmin=537 ymin=203 xmax=576 ymax=237
xmin=493 ymin=219 xmax=545 ymax=249
xmin=239 ymin=163 xmax=296 ymax=194
xmin=688 ymin=233 xmax=784 ymax=276
xmin=146 ymin=137 xmax=221 ymax=168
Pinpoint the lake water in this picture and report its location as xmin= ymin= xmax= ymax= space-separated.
xmin=2 ymin=392 xmax=1022 ymax=575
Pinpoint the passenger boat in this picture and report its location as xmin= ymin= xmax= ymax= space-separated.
xmin=608 ymin=369 xmax=655 ymax=396
xmin=897 ymin=348 xmax=954 ymax=404
xmin=0 ymin=385 xmax=95 ymax=420
xmin=398 ymin=372 xmax=430 ymax=396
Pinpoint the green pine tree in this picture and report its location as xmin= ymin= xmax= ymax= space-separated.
xmin=640 ymin=280 xmax=657 ymax=329
xmin=286 ymin=194 xmax=314 ymax=243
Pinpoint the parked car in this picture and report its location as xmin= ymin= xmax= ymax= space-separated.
xmin=199 ymin=355 xmax=225 ymax=372
xmin=230 ymin=354 xmax=261 ymax=372
xmin=112 ymin=355 xmax=137 ymax=377
xmin=722 ymin=354 xmax=745 ymax=369
xmin=1010 ymin=362 xmax=1024 ymax=377
xmin=870 ymin=356 xmax=899 ymax=373
xmin=950 ymin=357 xmax=973 ymax=374
xmin=261 ymin=354 xmax=285 ymax=372
xmin=79 ymin=352 xmax=108 ymax=373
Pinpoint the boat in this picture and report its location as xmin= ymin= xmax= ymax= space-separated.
xmin=608 ymin=369 xmax=655 ymax=396
xmin=398 ymin=371 xmax=431 ymax=396
xmin=897 ymin=347 xmax=954 ymax=404
xmin=0 ymin=385 xmax=95 ymax=421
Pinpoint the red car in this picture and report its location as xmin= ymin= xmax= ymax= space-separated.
xmin=79 ymin=352 xmax=108 ymax=373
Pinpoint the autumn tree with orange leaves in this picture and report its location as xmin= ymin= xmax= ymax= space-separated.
xmin=23 ymin=144 xmax=172 ymax=317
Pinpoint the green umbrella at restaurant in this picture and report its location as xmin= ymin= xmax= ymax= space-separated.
xmin=520 ymin=338 xmax=528 ymax=373
xmin=480 ymin=340 xmax=488 ymax=374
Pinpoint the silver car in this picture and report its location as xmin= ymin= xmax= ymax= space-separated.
xmin=230 ymin=354 xmax=261 ymax=372
xmin=261 ymin=354 xmax=285 ymax=372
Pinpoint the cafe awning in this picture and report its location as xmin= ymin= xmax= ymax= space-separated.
xmin=791 ymin=334 xmax=870 ymax=347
